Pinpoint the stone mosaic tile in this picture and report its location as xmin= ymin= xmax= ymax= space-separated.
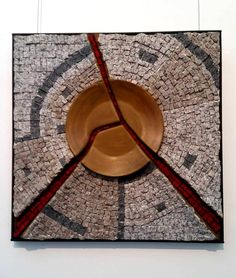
xmin=12 ymin=32 xmax=223 ymax=242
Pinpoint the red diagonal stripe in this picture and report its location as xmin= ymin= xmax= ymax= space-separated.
xmin=13 ymin=121 xmax=121 ymax=239
xmin=88 ymin=34 xmax=223 ymax=238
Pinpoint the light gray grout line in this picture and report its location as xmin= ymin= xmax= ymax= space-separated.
xmin=198 ymin=0 xmax=201 ymax=30
xmin=37 ymin=0 xmax=42 ymax=33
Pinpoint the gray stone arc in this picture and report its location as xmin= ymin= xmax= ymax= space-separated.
xmin=15 ymin=34 xmax=220 ymax=143
xmin=15 ymin=44 xmax=92 ymax=143
xmin=42 ymin=205 xmax=87 ymax=236
xmin=13 ymin=33 xmax=222 ymax=241
xmin=17 ymin=34 xmax=220 ymax=239
xmin=171 ymin=33 xmax=220 ymax=89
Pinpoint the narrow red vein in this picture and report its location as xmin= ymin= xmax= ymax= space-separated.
xmin=13 ymin=121 xmax=121 ymax=239
xmin=87 ymin=34 xmax=223 ymax=238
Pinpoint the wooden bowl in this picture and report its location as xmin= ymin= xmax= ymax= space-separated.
xmin=66 ymin=80 xmax=164 ymax=177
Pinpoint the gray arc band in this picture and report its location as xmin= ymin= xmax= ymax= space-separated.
xmin=16 ymin=34 xmax=220 ymax=143
xmin=42 ymin=205 xmax=87 ymax=236
xmin=15 ymin=44 xmax=92 ymax=143
xmin=171 ymin=33 xmax=220 ymax=89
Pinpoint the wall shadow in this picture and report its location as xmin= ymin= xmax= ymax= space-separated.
xmin=13 ymin=240 xmax=224 ymax=252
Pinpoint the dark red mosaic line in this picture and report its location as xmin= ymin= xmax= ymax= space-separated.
xmin=88 ymin=34 xmax=223 ymax=237
xmin=87 ymin=34 xmax=125 ymax=123
xmin=13 ymin=121 xmax=121 ymax=238
xmin=122 ymin=124 xmax=222 ymax=236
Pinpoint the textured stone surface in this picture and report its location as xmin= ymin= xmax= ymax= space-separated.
xmin=42 ymin=205 xmax=87 ymax=235
xmin=23 ymin=164 xmax=119 ymax=240
xmin=99 ymin=32 xmax=222 ymax=216
xmin=121 ymin=164 xmax=215 ymax=241
xmin=187 ymin=32 xmax=220 ymax=67
xmin=158 ymin=101 xmax=222 ymax=215
xmin=13 ymin=32 xmax=222 ymax=241
xmin=13 ymin=34 xmax=100 ymax=216
xmin=23 ymin=212 xmax=85 ymax=240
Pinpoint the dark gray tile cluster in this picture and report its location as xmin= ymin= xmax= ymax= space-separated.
xmin=42 ymin=205 xmax=87 ymax=235
xmin=183 ymin=153 xmax=197 ymax=170
xmin=117 ymin=183 xmax=125 ymax=240
xmin=22 ymin=167 xmax=31 ymax=176
xmin=62 ymin=87 xmax=72 ymax=99
xmin=57 ymin=124 xmax=65 ymax=134
xmin=139 ymin=49 xmax=158 ymax=64
xmin=155 ymin=202 xmax=166 ymax=212
xmin=59 ymin=157 xmax=66 ymax=167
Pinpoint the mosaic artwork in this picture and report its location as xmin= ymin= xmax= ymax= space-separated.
xmin=12 ymin=32 xmax=223 ymax=242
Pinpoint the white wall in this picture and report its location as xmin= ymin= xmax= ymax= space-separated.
xmin=0 ymin=0 xmax=236 ymax=277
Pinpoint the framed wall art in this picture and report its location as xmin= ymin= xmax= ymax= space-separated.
xmin=12 ymin=31 xmax=223 ymax=242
